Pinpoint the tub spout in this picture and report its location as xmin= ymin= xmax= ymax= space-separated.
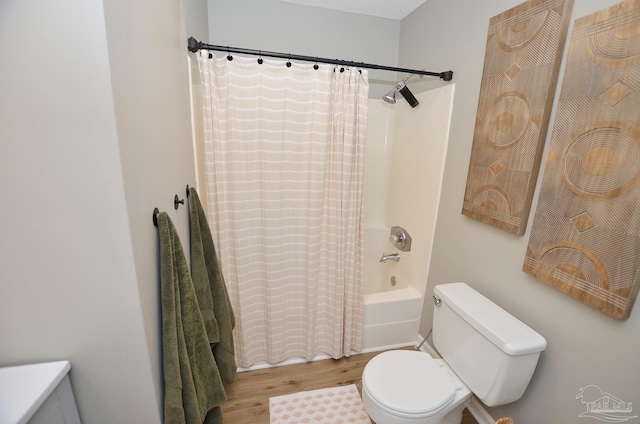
xmin=380 ymin=253 xmax=400 ymax=263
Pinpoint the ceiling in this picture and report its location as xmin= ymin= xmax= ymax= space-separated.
xmin=276 ymin=0 xmax=427 ymax=20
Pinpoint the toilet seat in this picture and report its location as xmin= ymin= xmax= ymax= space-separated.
xmin=362 ymin=350 xmax=456 ymax=418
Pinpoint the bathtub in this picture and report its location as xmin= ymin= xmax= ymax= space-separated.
xmin=239 ymin=226 xmax=424 ymax=370
xmin=360 ymin=226 xmax=423 ymax=351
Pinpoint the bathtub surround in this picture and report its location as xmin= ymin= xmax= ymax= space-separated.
xmin=361 ymin=280 xmax=423 ymax=351
xmin=197 ymin=52 xmax=369 ymax=367
xmin=360 ymin=86 xmax=454 ymax=351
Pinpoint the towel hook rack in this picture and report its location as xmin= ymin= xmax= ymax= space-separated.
xmin=154 ymin=185 xmax=191 ymax=226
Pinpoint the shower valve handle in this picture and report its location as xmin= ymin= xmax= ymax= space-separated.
xmin=389 ymin=226 xmax=412 ymax=252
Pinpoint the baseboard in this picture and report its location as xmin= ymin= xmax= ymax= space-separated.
xmin=237 ymin=341 xmax=419 ymax=372
xmin=237 ymin=352 xmax=334 ymax=372
xmin=355 ymin=341 xmax=416 ymax=355
xmin=415 ymin=336 xmax=495 ymax=424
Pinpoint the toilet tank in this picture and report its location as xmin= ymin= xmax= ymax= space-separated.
xmin=432 ymin=283 xmax=546 ymax=407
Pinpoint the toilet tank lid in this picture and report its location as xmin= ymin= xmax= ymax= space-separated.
xmin=434 ymin=283 xmax=547 ymax=355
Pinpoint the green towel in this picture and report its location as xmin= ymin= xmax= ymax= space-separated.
xmin=189 ymin=187 xmax=237 ymax=384
xmin=158 ymin=212 xmax=226 ymax=424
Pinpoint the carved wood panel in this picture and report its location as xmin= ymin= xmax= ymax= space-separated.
xmin=462 ymin=0 xmax=573 ymax=235
xmin=524 ymin=0 xmax=640 ymax=320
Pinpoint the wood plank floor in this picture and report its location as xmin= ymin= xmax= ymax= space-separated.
xmin=221 ymin=350 xmax=479 ymax=424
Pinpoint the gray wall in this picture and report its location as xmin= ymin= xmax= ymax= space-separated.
xmin=0 ymin=0 xmax=207 ymax=422
xmin=401 ymin=1 xmax=640 ymax=423
xmin=3 ymin=1 xmax=637 ymax=423
xmin=207 ymin=0 xmax=402 ymax=98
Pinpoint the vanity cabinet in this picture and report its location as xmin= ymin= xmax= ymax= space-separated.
xmin=0 ymin=361 xmax=81 ymax=424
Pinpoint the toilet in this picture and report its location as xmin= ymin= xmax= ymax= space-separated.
xmin=361 ymin=282 xmax=547 ymax=424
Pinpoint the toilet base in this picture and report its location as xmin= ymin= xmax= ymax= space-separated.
xmin=362 ymin=385 xmax=469 ymax=424
xmin=361 ymin=353 xmax=472 ymax=424
xmin=439 ymin=404 xmax=465 ymax=424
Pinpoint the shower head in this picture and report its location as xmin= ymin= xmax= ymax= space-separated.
xmin=383 ymin=88 xmax=397 ymax=104
xmin=382 ymin=77 xmax=420 ymax=108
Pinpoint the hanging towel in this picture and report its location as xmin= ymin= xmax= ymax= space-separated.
xmin=158 ymin=212 xmax=226 ymax=424
xmin=189 ymin=187 xmax=237 ymax=384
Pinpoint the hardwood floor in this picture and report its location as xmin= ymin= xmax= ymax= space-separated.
xmin=221 ymin=350 xmax=480 ymax=424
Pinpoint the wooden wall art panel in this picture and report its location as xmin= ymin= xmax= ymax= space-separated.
xmin=462 ymin=0 xmax=573 ymax=235
xmin=523 ymin=0 xmax=640 ymax=320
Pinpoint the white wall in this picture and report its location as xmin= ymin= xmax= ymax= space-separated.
xmin=401 ymin=1 xmax=640 ymax=422
xmin=102 ymin=0 xmax=208 ymax=407
xmin=207 ymin=0 xmax=402 ymax=98
xmin=4 ymin=1 xmax=635 ymax=423
xmin=0 ymin=0 xmax=206 ymax=422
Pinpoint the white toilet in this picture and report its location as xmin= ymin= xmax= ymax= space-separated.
xmin=361 ymin=282 xmax=547 ymax=424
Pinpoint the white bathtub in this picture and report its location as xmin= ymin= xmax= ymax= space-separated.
xmin=239 ymin=227 xmax=424 ymax=370
xmin=360 ymin=226 xmax=423 ymax=351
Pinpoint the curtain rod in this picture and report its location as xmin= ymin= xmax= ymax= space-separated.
xmin=187 ymin=37 xmax=453 ymax=81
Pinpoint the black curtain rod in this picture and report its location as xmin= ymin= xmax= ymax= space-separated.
xmin=187 ymin=37 xmax=453 ymax=81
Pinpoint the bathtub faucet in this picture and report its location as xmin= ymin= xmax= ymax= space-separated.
xmin=380 ymin=253 xmax=400 ymax=263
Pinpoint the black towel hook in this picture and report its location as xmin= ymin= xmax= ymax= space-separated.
xmin=174 ymin=194 xmax=185 ymax=210
xmin=186 ymin=184 xmax=190 ymax=198
xmin=152 ymin=208 xmax=160 ymax=227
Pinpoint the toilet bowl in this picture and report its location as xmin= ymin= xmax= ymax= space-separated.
xmin=361 ymin=283 xmax=547 ymax=424
xmin=362 ymin=350 xmax=471 ymax=424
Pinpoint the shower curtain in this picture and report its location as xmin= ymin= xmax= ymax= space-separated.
xmin=197 ymin=52 xmax=368 ymax=367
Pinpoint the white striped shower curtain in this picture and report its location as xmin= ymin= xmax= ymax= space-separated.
xmin=197 ymin=52 xmax=368 ymax=367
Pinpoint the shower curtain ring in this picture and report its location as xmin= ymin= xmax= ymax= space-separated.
xmin=286 ymin=54 xmax=292 ymax=68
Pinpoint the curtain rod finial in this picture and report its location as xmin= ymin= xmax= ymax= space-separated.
xmin=187 ymin=37 xmax=200 ymax=53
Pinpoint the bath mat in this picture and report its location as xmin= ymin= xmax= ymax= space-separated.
xmin=269 ymin=384 xmax=371 ymax=424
